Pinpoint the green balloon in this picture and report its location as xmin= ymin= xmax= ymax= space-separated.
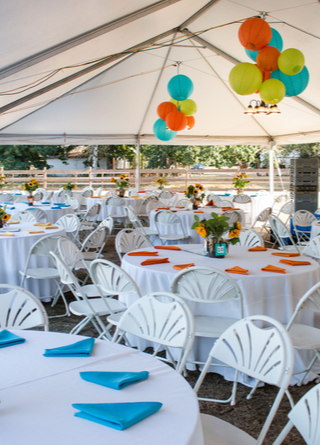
xmin=259 ymin=79 xmax=286 ymax=104
xmin=229 ymin=63 xmax=262 ymax=95
xmin=180 ymin=99 xmax=197 ymax=116
xmin=278 ymin=48 xmax=305 ymax=76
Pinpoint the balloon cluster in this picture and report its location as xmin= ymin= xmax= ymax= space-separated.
xmin=229 ymin=17 xmax=309 ymax=104
xmin=153 ymin=74 xmax=197 ymax=141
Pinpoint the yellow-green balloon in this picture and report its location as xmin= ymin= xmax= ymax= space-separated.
xmin=259 ymin=79 xmax=286 ymax=104
xmin=180 ymin=99 xmax=197 ymax=116
xmin=170 ymin=98 xmax=180 ymax=107
xmin=229 ymin=63 xmax=262 ymax=95
xmin=278 ymin=48 xmax=305 ymax=76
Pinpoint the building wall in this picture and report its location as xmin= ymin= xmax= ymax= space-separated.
xmin=47 ymin=158 xmax=108 ymax=170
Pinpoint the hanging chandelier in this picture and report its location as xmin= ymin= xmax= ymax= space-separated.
xmin=244 ymin=99 xmax=280 ymax=116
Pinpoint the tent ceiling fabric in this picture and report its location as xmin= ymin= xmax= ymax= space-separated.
xmin=0 ymin=0 xmax=320 ymax=145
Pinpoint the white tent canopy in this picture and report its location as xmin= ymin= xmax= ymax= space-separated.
xmin=0 ymin=0 xmax=320 ymax=146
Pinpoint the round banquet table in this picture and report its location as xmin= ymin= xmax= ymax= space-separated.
xmin=0 ymin=222 xmax=65 ymax=298
xmin=121 ymin=244 xmax=320 ymax=383
xmin=0 ymin=330 xmax=204 ymax=445
xmin=87 ymin=197 xmax=144 ymax=222
xmin=310 ymin=220 xmax=320 ymax=239
xmin=149 ymin=207 xmax=245 ymax=244
xmin=4 ymin=202 xmax=74 ymax=223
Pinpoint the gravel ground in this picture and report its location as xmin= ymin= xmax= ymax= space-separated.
xmin=44 ymin=235 xmax=311 ymax=444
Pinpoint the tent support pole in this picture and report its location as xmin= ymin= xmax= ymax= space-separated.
xmin=269 ymin=141 xmax=276 ymax=198
xmin=135 ymin=139 xmax=141 ymax=191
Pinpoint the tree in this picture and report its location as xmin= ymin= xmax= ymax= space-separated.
xmin=0 ymin=145 xmax=74 ymax=170
xmin=82 ymin=145 xmax=136 ymax=168
xmin=198 ymin=145 xmax=262 ymax=168
xmin=141 ymin=145 xmax=196 ymax=169
xmin=276 ymin=143 xmax=320 ymax=167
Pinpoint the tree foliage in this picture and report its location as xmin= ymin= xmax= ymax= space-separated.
xmin=83 ymin=145 xmax=136 ymax=168
xmin=141 ymin=145 xmax=196 ymax=169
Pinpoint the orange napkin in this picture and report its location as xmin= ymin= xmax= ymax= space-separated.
xmin=0 ymin=232 xmax=14 ymax=237
xmin=141 ymin=258 xmax=170 ymax=266
xmin=175 ymin=206 xmax=185 ymax=209
xmin=194 ymin=211 xmax=204 ymax=213
xmin=271 ymin=252 xmax=300 ymax=258
xmin=170 ymin=210 xmax=177 ymax=212
xmin=155 ymin=208 xmax=170 ymax=211
xmin=24 ymin=230 xmax=45 ymax=234
xmin=7 ymin=221 xmax=19 ymax=225
xmin=225 ymin=266 xmax=249 ymax=275
xmin=154 ymin=245 xmax=181 ymax=251
xmin=206 ymin=200 xmax=215 ymax=206
xmin=222 ymin=207 xmax=241 ymax=211
xmin=248 ymin=246 xmax=268 ymax=252
xmin=279 ymin=259 xmax=311 ymax=266
xmin=128 ymin=251 xmax=159 ymax=256
xmin=34 ymin=222 xmax=52 ymax=227
xmin=261 ymin=265 xmax=286 ymax=273
xmin=138 ymin=191 xmax=146 ymax=193
xmin=45 ymin=226 xmax=59 ymax=229
xmin=173 ymin=263 xmax=195 ymax=271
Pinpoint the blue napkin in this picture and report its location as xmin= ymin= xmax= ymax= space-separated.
xmin=14 ymin=193 xmax=22 ymax=195
xmin=53 ymin=202 xmax=62 ymax=206
xmin=73 ymin=402 xmax=162 ymax=430
xmin=80 ymin=371 xmax=149 ymax=390
xmin=23 ymin=201 xmax=29 ymax=205
xmin=41 ymin=201 xmax=51 ymax=205
xmin=4 ymin=202 xmax=12 ymax=205
xmin=0 ymin=330 xmax=25 ymax=348
xmin=43 ymin=337 xmax=95 ymax=357
xmin=7 ymin=206 xmax=15 ymax=210
xmin=51 ymin=206 xmax=60 ymax=209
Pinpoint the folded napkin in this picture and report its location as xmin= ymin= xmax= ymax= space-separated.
xmin=194 ymin=210 xmax=204 ymax=213
xmin=248 ymin=246 xmax=268 ymax=252
xmin=4 ymin=202 xmax=12 ymax=205
xmin=0 ymin=232 xmax=14 ymax=237
xmin=279 ymin=259 xmax=311 ymax=266
xmin=225 ymin=266 xmax=249 ymax=275
xmin=51 ymin=206 xmax=60 ymax=209
xmin=72 ymin=402 xmax=162 ymax=430
xmin=170 ymin=210 xmax=177 ymax=212
xmin=7 ymin=221 xmax=19 ymax=225
xmin=138 ymin=191 xmax=146 ymax=193
xmin=141 ymin=258 xmax=169 ymax=266
xmin=271 ymin=252 xmax=300 ymax=257
xmin=34 ymin=222 xmax=52 ymax=226
xmin=80 ymin=371 xmax=149 ymax=390
xmin=127 ymin=251 xmax=159 ymax=256
xmin=206 ymin=200 xmax=215 ymax=206
xmin=175 ymin=206 xmax=185 ymax=209
xmin=7 ymin=206 xmax=15 ymax=210
xmin=261 ymin=265 xmax=286 ymax=273
xmin=22 ymin=202 xmax=29 ymax=205
xmin=46 ymin=226 xmax=59 ymax=229
xmin=154 ymin=245 xmax=181 ymax=251
xmin=0 ymin=329 xmax=25 ymax=348
xmin=155 ymin=208 xmax=170 ymax=211
xmin=24 ymin=230 xmax=45 ymax=234
xmin=222 ymin=207 xmax=241 ymax=211
xmin=41 ymin=201 xmax=51 ymax=205
xmin=44 ymin=337 xmax=95 ymax=357
xmin=173 ymin=263 xmax=195 ymax=271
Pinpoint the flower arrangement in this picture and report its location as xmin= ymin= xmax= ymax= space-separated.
xmin=232 ymin=173 xmax=250 ymax=193
xmin=0 ymin=205 xmax=11 ymax=227
xmin=64 ymin=182 xmax=76 ymax=191
xmin=22 ymin=178 xmax=40 ymax=196
xmin=185 ymin=183 xmax=205 ymax=202
xmin=155 ymin=178 xmax=168 ymax=190
xmin=0 ymin=174 xmax=7 ymax=189
xmin=191 ymin=212 xmax=241 ymax=245
xmin=110 ymin=174 xmax=130 ymax=189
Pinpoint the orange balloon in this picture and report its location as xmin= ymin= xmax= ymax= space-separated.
xmin=257 ymin=46 xmax=280 ymax=72
xmin=166 ymin=110 xmax=187 ymax=131
xmin=255 ymin=66 xmax=271 ymax=92
xmin=238 ymin=17 xmax=272 ymax=51
xmin=157 ymin=102 xmax=177 ymax=120
xmin=186 ymin=116 xmax=195 ymax=130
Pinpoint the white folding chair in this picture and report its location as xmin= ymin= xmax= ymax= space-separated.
xmin=125 ymin=205 xmax=158 ymax=244
xmin=174 ymin=198 xmax=191 ymax=208
xmin=0 ymin=284 xmax=48 ymax=331
xmin=65 ymin=196 xmax=80 ymax=212
xmin=303 ymin=236 xmax=320 ymax=260
xmin=111 ymin=291 xmax=195 ymax=374
xmin=146 ymin=200 xmax=165 ymax=214
xmin=251 ymin=207 xmax=272 ymax=238
xmin=26 ymin=208 xmax=48 ymax=222
xmin=11 ymin=211 xmax=37 ymax=223
xmin=94 ymin=186 xmax=102 ymax=197
xmin=238 ymin=228 xmax=264 ymax=247
xmin=271 ymin=193 xmax=290 ymax=213
xmin=268 ymin=214 xmax=301 ymax=253
xmin=222 ymin=210 xmax=242 ymax=225
xmin=159 ymin=190 xmax=174 ymax=200
xmin=137 ymin=195 xmax=159 ymax=219
xmin=292 ymin=210 xmax=318 ymax=246
xmin=277 ymin=199 xmax=294 ymax=225
xmin=128 ymin=188 xmax=138 ymax=196
xmin=99 ymin=216 xmax=114 ymax=235
xmin=233 ymin=194 xmax=252 ymax=225
xmin=115 ymin=228 xmax=151 ymax=260
xmin=0 ymin=194 xmax=13 ymax=203
xmin=80 ymin=226 xmax=110 ymax=262
xmin=33 ymin=191 xmax=43 ymax=202
xmin=56 ymin=214 xmax=80 ymax=242
xmin=14 ymin=195 xmax=27 ymax=203
xmin=273 ymin=383 xmax=320 ymax=445
xmin=195 ymin=316 xmax=294 ymax=445
xmin=220 ymin=199 xmax=234 ymax=208
xmin=207 ymin=194 xmax=222 ymax=206
xmin=43 ymin=191 xmax=53 ymax=202
xmin=81 ymin=187 xmax=94 ymax=198
xmin=154 ymin=211 xmax=189 ymax=245
xmin=106 ymin=196 xmax=128 ymax=227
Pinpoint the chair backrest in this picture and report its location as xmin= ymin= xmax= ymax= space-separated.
xmin=65 ymin=196 xmax=80 ymax=211
xmin=107 ymin=196 xmax=125 ymax=207
xmin=57 ymin=189 xmax=67 ymax=199
xmin=171 ymin=266 xmax=243 ymax=315
xmin=115 ymin=228 xmax=151 ymax=259
xmin=293 ymin=210 xmax=317 ymax=227
xmin=155 ymin=210 xmax=182 ymax=226
xmin=94 ymin=187 xmax=102 ymax=196
xmin=112 ymin=291 xmax=195 ymax=374
xmin=268 ymin=214 xmax=299 ymax=252
xmin=82 ymin=226 xmax=109 ymax=251
xmin=33 ymin=191 xmax=43 ymax=201
xmin=278 ymin=199 xmax=293 ymax=216
xmin=128 ymin=188 xmax=138 ymax=196
xmin=11 ymin=211 xmax=37 ymax=223
xmin=90 ymin=259 xmax=142 ymax=298
xmin=138 ymin=196 xmax=159 ymax=215
xmin=0 ymin=194 xmax=13 ymax=203
xmin=0 ymin=284 xmax=48 ymax=331
xmin=273 ymin=383 xmax=320 ymax=445
xmin=81 ymin=188 xmax=93 ymax=197
xmin=286 ymin=282 xmax=320 ymax=330
xmin=14 ymin=195 xmax=26 ymax=203
xmin=57 ymin=237 xmax=85 ymax=270
xmin=303 ymin=236 xmax=320 ymax=259
xmin=43 ymin=191 xmax=53 ymax=202
xmin=147 ymin=200 xmax=162 ymax=213
xmin=175 ymin=198 xmax=190 ymax=208
xmin=85 ymin=202 xmax=101 ymax=218
xmin=26 ymin=208 xmax=48 ymax=222
xmin=272 ymin=193 xmax=290 ymax=210
xmin=56 ymin=214 xmax=80 ymax=240
xmin=159 ymin=190 xmax=174 ymax=200
xmin=233 ymin=194 xmax=252 ymax=204
xmin=239 ymin=228 xmax=264 ymax=247
xmin=207 ymin=194 xmax=222 ymax=206
xmin=220 ymin=199 xmax=234 ymax=207
xmin=252 ymin=207 xmax=272 ymax=225
xmin=222 ymin=210 xmax=242 ymax=224
xmin=99 ymin=217 xmax=114 ymax=234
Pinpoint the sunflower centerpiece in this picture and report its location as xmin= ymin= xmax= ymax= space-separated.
xmin=0 ymin=174 xmax=7 ymax=190
xmin=191 ymin=212 xmax=241 ymax=258
xmin=232 ymin=173 xmax=250 ymax=194
xmin=155 ymin=177 xmax=168 ymax=191
xmin=185 ymin=184 xmax=205 ymax=209
xmin=63 ymin=182 xmax=76 ymax=192
xmin=110 ymin=174 xmax=130 ymax=197
xmin=22 ymin=178 xmax=40 ymax=206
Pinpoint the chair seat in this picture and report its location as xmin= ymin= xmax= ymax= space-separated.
xmin=81 ymin=251 xmax=104 ymax=260
xmin=19 ymin=268 xmax=60 ymax=280
xmin=195 ymin=316 xmax=239 ymax=338
xmin=108 ymin=213 xmax=127 ymax=219
xmin=136 ymin=227 xmax=158 ymax=236
xmin=70 ymin=298 xmax=127 ymax=317
xmin=159 ymin=234 xmax=189 ymax=240
xmin=74 ymin=284 xmax=101 ymax=298
xmin=107 ymin=312 xmax=123 ymax=326
xmin=286 ymin=323 xmax=320 ymax=350
xmin=201 ymin=414 xmax=256 ymax=445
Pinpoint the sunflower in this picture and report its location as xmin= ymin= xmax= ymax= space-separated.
xmin=64 ymin=186 xmax=67 ymax=189
xmin=243 ymin=174 xmax=248 ymax=178
xmin=28 ymin=182 xmax=33 ymax=187
xmin=229 ymin=229 xmax=240 ymax=239
xmin=125 ymin=177 xmax=129 ymax=181
xmin=193 ymin=188 xmax=198 ymax=195
xmin=119 ymin=175 xmax=125 ymax=180
xmin=2 ymin=213 xmax=11 ymax=222
xmin=198 ymin=185 xmax=204 ymax=192
xmin=195 ymin=183 xmax=201 ymax=187
xmin=236 ymin=221 xmax=242 ymax=230
xmin=22 ymin=184 xmax=26 ymax=190
xmin=155 ymin=179 xmax=160 ymax=183
xmin=110 ymin=178 xmax=116 ymax=183
xmin=196 ymin=226 xmax=207 ymax=237
xmin=30 ymin=178 xmax=37 ymax=183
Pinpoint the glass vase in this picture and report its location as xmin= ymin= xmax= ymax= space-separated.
xmin=27 ymin=194 xmax=34 ymax=206
xmin=204 ymin=236 xmax=228 ymax=258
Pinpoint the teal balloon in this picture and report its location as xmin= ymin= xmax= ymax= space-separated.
xmin=167 ymin=74 xmax=194 ymax=101
xmin=271 ymin=66 xmax=309 ymax=97
xmin=153 ymin=119 xmax=176 ymax=141
xmin=245 ymin=28 xmax=283 ymax=62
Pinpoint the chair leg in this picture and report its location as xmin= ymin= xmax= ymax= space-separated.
xmin=297 ymin=352 xmax=318 ymax=386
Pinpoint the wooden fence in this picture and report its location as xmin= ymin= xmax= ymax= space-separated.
xmin=0 ymin=166 xmax=291 ymax=192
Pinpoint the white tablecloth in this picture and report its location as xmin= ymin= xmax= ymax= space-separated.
xmin=87 ymin=197 xmax=143 ymax=222
xmin=0 ymin=330 xmax=203 ymax=445
xmin=311 ymin=220 xmax=320 ymax=239
xmin=0 ymin=222 xmax=65 ymax=298
xmin=5 ymin=203 xmax=74 ymax=223
xmin=149 ymin=208 xmax=245 ymax=244
xmin=121 ymin=244 xmax=320 ymax=383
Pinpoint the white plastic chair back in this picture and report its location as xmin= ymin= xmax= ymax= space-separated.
xmin=293 ymin=210 xmax=317 ymax=245
xmin=65 ymin=196 xmax=80 ymax=211
xmin=277 ymin=200 xmax=294 ymax=222
xmin=99 ymin=217 xmax=114 ymax=234
xmin=43 ymin=191 xmax=53 ymax=202
xmin=14 ymin=195 xmax=27 ymax=203
xmin=138 ymin=196 xmax=159 ymax=215
xmin=252 ymin=207 xmax=272 ymax=227
xmin=0 ymin=194 xmax=13 ymax=202
xmin=0 ymin=284 xmax=48 ymax=331
xmin=233 ymin=194 xmax=252 ymax=204
xmin=90 ymin=259 xmax=142 ymax=298
xmin=107 ymin=196 xmax=125 ymax=207
xmin=56 ymin=214 xmax=80 ymax=241
xmin=155 ymin=211 xmax=187 ymax=238
xmin=207 ymin=194 xmax=222 ymax=206
xmin=303 ymin=236 xmax=320 ymax=260
xmin=272 ymin=193 xmax=290 ymax=211
xmin=175 ymin=198 xmax=190 ymax=208
xmin=57 ymin=189 xmax=67 ymax=198
xmin=159 ymin=190 xmax=174 ymax=200
xmin=112 ymin=291 xmax=195 ymax=374
xmin=82 ymin=226 xmax=109 ymax=251
xmin=58 ymin=237 xmax=84 ymax=269
xmin=11 ymin=211 xmax=37 ymax=223
xmin=128 ymin=188 xmax=138 ymax=196
xmin=86 ymin=202 xmax=101 ymax=219
xmin=239 ymin=229 xmax=264 ymax=247
xmin=33 ymin=191 xmax=43 ymax=201
xmin=268 ymin=214 xmax=299 ymax=253
xmin=147 ymin=200 xmax=162 ymax=213
xmin=222 ymin=210 xmax=242 ymax=224
xmin=81 ymin=189 xmax=93 ymax=198
xmin=115 ymin=228 xmax=151 ymax=259
xmin=94 ymin=187 xmax=102 ymax=196
xmin=30 ymin=234 xmax=61 ymax=257
xmin=26 ymin=208 xmax=48 ymax=222
xmin=220 ymin=199 xmax=234 ymax=207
